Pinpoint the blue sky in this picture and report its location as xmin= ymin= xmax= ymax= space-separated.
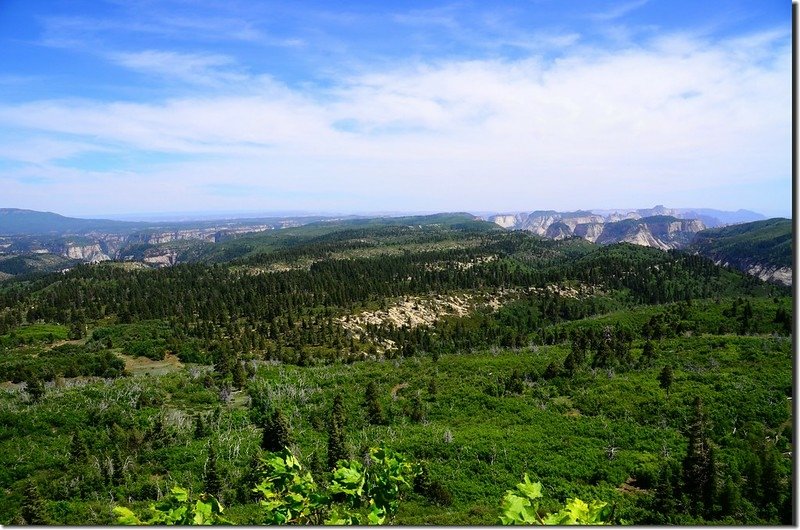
xmin=0 ymin=0 xmax=791 ymax=217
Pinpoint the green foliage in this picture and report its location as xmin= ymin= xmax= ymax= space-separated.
xmin=690 ymin=218 xmax=792 ymax=269
xmin=254 ymin=446 xmax=419 ymax=525
xmin=204 ymin=446 xmax=222 ymax=498
xmin=365 ymin=381 xmax=385 ymax=425
xmin=114 ymin=486 xmax=230 ymax=525
xmin=327 ymin=394 xmax=349 ymax=469
xmin=658 ymin=364 xmax=673 ymax=394
xmin=22 ymin=480 xmax=47 ymax=525
xmin=498 ymin=474 xmax=612 ymax=525
xmin=261 ymin=409 xmax=293 ymax=452
xmin=0 ymin=220 xmax=792 ymax=526
xmin=682 ymin=397 xmax=716 ymax=516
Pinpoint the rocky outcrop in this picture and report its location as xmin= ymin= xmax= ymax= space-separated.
xmin=143 ymin=250 xmax=180 ymax=267
xmin=490 ymin=214 xmax=525 ymax=229
xmin=746 ymin=265 xmax=792 ymax=286
xmin=491 ymin=210 xmax=706 ymax=251
xmin=489 ymin=211 xmax=606 ymax=238
xmin=1 ymin=224 xmax=277 ymax=269
xmin=544 ymin=222 xmax=573 ymax=240
xmin=573 ymin=222 xmax=605 ymax=243
xmin=63 ymin=243 xmax=110 ymax=262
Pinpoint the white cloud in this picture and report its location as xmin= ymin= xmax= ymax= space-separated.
xmin=0 ymin=30 xmax=790 ymax=214
xmin=107 ymin=50 xmax=246 ymax=86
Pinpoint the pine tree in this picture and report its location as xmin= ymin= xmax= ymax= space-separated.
xmin=410 ymin=393 xmax=425 ymax=423
xmin=760 ymin=444 xmax=783 ymax=514
xmin=719 ymin=474 xmax=742 ymax=519
xmin=543 ymin=360 xmax=562 ymax=380
xmin=204 ymin=446 xmax=222 ymax=497
xmin=26 ymin=377 xmax=45 ymax=403
xmin=651 ymin=462 xmax=678 ymax=523
xmin=683 ymin=397 xmax=717 ymax=516
xmin=232 ymin=360 xmax=247 ymax=390
xmin=261 ymin=409 xmax=292 ymax=452
xmin=659 ymin=364 xmax=673 ymax=396
xmin=563 ymin=350 xmax=578 ymax=377
xmin=238 ymin=450 xmax=262 ymax=503
xmin=364 ymin=381 xmax=384 ymax=425
xmin=327 ymin=394 xmax=348 ymax=469
xmin=111 ymin=448 xmax=127 ymax=486
xmin=427 ymin=377 xmax=437 ymax=399
xmin=21 ymin=480 xmax=46 ymax=525
xmin=194 ymin=414 xmax=207 ymax=439
xmin=641 ymin=340 xmax=655 ymax=365
xmin=69 ymin=432 xmax=87 ymax=463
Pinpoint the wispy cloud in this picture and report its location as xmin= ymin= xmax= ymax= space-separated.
xmin=107 ymin=50 xmax=246 ymax=86
xmin=0 ymin=27 xmax=789 ymax=214
xmin=589 ymin=0 xmax=650 ymax=22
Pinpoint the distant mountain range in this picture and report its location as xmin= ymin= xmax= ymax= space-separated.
xmin=485 ymin=206 xmax=791 ymax=285
xmin=0 ymin=208 xmax=340 ymax=276
xmin=0 ymin=207 xmax=791 ymax=286
xmin=0 ymin=208 xmax=146 ymax=235
xmin=488 ymin=204 xmax=764 ymax=235
xmin=488 ymin=208 xmax=704 ymax=251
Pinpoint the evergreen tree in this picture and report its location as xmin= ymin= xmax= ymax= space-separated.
xmin=410 ymin=393 xmax=425 ymax=423
xmin=212 ymin=343 xmax=234 ymax=380
xmin=327 ymin=394 xmax=348 ymax=469
xmin=563 ymin=350 xmax=578 ymax=377
xmin=364 ymin=381 xmax=385 ymax=425
xmin=21 ymin=480 xmax=46 ymax=525
xmin=650 ymin=461 xmax=678 ymax=524
xmin=68 ymin=321 xmax=86 ymax=340
xmin=659 ymin=364 xmax=674 ymax=396
xmin=111 ymin=448 xmax=127 ymax=486
xmin=427 ymin=377 xmax=437 ymax=399
xmin=244 ymin=361 xmax=256 ymax=379
xmin=232 ymin=360 xmax=247 ymax=390
xmin=760 ymin=444 xmax=783 ymax=514
xmin=261 ymin=409 xmax=292 ymax=452
xmin=641 ymin=340 xmax=655 ymax=365
xmin=204 ymin=446 xmax=222 ymax=498
xmin=413 ymin=461 xmax=453 ymax=507
xmin=238 ymin=450 xmax=262 ymax=503
xmin=194 ymin=414 xmax=207 ymax=439
xmin=26 ymin=377 xmax=45 ymax=403
xmin=69 ymin=432 xmax=87 ymax=463
xmin=683 ymin=397 xmax=717 ymax=516
xmin=719 ymin=474 xmax=742 ymax=519
xmin=543 ymin=360 xmax=562 ymax=380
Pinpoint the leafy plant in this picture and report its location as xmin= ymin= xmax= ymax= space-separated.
xmin=498 ymin=474 xmax=612 ymax=525
xmin=114 ymin=486 xmax=230 ymax=525
xmin=254 ymin=446 xmax=419 ymax=525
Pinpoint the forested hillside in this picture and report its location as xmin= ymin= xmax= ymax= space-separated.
xmin=0 ymin=217 xmax=792 ymax=525
xmin=689 ymin=218 xmax=792 ymax=286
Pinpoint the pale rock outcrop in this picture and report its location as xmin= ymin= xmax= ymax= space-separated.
xmin=747 ymin=265 xmax=792 ymax=286
xmin=64 ymin=243 xmax=110 ymax=262
xmin=492 ymin=209 xmax=706 ymax=251
xmin=573 ymin=223 xmax=605 ymax=243
xmin=143 ymin=250 xmax=179 ymax=267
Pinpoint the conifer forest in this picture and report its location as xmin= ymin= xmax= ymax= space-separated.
xmin=0 ymin=215 xmax=792 ymax=525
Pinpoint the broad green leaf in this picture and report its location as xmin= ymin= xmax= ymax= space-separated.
xmin=113 ymin=506 xmax=141 ymax=525
xmin=516 ymin=475 xmax=543 ymax=501
xmin=171 ymin=486 xmax=189 ymax=503
xmin=193 ymin=499 xmax=212 ymax=525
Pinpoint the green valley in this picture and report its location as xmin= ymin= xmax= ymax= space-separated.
xmin=0 ymin=215 xmax=792 ymax=525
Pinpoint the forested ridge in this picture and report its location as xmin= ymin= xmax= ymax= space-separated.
xmin=0 ymin=218 xmax=792 ymax=524
xmin=689 ymin=218 xmax=792 ymax=269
